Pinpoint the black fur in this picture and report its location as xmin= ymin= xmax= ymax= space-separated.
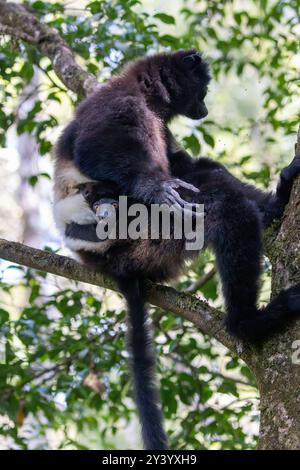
xmin=71 ymin=150 xmax=300 ymax=347
xmin=169 ymin=143 xmax=300 ymax=342
xmin=65 ymin=222 xmax=99 ymax=242
xmin=56 ymin=50 xmax=210 ymax=210
xmin=69 ymin=148 xmax=300 ymax=451
xmin=117 ymin=277 xmax=168 ymax=450
xmin=56 ymin=50 xmax=211 ymax=449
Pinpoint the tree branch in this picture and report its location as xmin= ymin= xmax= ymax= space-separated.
xmin=0 ymin=238 xmax=249 ymax=360
xmin=0 ymin=0 xmax=98 ymax=96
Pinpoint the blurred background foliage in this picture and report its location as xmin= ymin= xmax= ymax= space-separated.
xmin=0 ymin=0 xmax=299 ymax=449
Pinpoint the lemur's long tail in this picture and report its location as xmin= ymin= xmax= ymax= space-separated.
xmin=117 ymin=277 xmax=168 ymax=450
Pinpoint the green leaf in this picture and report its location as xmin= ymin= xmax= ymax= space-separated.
xmin=0 ymin=309 xmax=9 ymax=325
xmin=39 ymin=140 xmax=52 ymax=155
xmin=203 ymin=133 xmax=215 ymax=148
xmin=183 ymin=134 xmax=201 ymax=156
xmin=159 ymin=35 xmax=179 ymax=46
xmin=20 ymin=62 xmax=34 ymax=82
xmin=32 ymin=1 xmax=47 ymax=10
xmin=88 ymin=1 xmax=102 ymax=14
xmin=154 ymin=13 xmax=176 ymax=25
xmin=28 ymin=175 xmax=38 ymax=187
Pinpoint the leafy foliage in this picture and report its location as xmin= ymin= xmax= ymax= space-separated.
xmin=0 ymin=265 xmax=257 ymax=449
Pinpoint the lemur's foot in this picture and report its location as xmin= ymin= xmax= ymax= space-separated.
xmin=281 ymin=154 xmax=300 ymax=181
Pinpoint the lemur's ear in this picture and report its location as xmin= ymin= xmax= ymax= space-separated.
xmin=183 ymin=53 xmax=202 ymax=69
xmin=138 ymin=73 xmax=152 ymax=92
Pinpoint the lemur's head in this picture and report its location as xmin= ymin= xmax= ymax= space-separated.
xmin=125 ymin=49 xmax=211 ymax=120
xmin=93 ymin=198 xmax=119 ymax=222
xmin=79 ymin=181 xmax=119 ymax=221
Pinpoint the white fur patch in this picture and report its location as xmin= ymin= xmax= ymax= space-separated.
xmin=54 ymin=164 xmax=96 ymax=200
xmin=65 ymin=236 xmax=112 ymax=253
xmin=53 ymin=164 xmax=111 ymax=255
xmin=53 ymin=193 xmax=96 ymax=234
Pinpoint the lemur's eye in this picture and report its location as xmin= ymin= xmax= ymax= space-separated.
xmin=112 ymin=202 xmax=118 ymax=208
xmin=93 ymin=203 xmax=100 ymax=211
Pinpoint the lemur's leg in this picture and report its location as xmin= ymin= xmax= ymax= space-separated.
xmin=204 ymin=189 xmax=300 ymax=343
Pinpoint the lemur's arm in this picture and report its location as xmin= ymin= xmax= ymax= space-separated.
xmin=65 ymin=222 xmax=100 ymax=243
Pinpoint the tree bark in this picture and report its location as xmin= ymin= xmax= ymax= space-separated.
xmin=0 ymin=0 xmax=300 ymax=449
xmin=254 ymin=132 xmax=300 ymax=449
xmin=254 ymin=332 xmax=300 ymax=449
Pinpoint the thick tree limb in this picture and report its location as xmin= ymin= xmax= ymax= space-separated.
xmin=0 ymin=0 xmax=98 ymax=96
xmin=253 ymin=127 xmax=300 ymax=450
xmin=0 ymin=238 xmax=249 ymax=360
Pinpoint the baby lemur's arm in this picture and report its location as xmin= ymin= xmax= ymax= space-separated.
xmin=65 ymin=222 xmax=100 ymax=242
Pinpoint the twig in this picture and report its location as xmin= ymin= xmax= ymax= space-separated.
xmin=184 ymin=267 xmax=216 ymax=293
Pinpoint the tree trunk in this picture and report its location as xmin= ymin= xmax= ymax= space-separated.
xmin=17 ymin=68 xmax=42 ymax=245
xmin=252 ymin=323 xmax=300 ymax=449
xmin=255 ymin=134 xmax=300 ymax=449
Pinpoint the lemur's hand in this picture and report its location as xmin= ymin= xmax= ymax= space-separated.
xmin=161 ymin=179 xmax=199 ymax=206
xmin=150 ymin=178 xmax=201 ymax=217
xmin=280 ymin=153 xmax=300 ymax=181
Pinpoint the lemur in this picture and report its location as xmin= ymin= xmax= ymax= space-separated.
xmin=53 ymin=50 xmax=300 ymax=450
